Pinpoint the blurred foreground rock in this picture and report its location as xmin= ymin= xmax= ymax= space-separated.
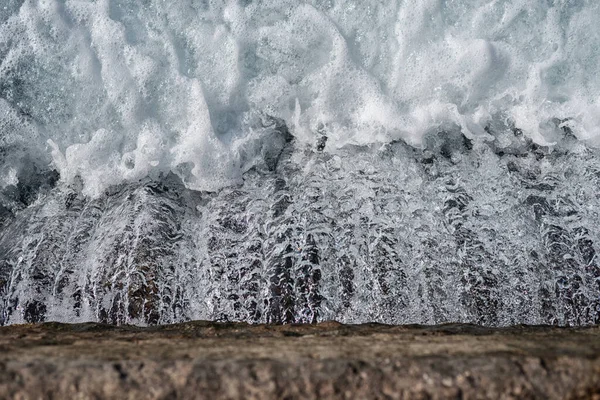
xmin=0 ymin=322 xmax=600 ymax=399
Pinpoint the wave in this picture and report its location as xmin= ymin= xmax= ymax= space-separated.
xmin=1 ymin=0 xmax=600 ymax=195
xmin=2 ymin=1 xmax=600 ymax=326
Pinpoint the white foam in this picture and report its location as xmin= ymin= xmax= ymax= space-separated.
xmin=1 ymin=0 xmax=599 ymax=195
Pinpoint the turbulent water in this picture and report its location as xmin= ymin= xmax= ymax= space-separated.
xmin=1 ymin=0 xmax=600 ymax=326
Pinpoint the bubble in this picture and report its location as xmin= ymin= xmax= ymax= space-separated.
xmin=0 ymin=0 xmax=599 ymax=196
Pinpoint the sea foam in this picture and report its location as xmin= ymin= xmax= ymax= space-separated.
xmin=1 ymin=0 xmax=600 ymax=195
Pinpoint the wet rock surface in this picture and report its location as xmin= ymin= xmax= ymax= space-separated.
xmin=0 ymin=321 xmax=600 ymax=399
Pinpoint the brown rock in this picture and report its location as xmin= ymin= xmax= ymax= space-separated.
xmin=0 ymin=322 xmax=600 ymax=399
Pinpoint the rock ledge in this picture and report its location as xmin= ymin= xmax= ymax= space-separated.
xmin=1 ymin=322 xmax=600 ymax=399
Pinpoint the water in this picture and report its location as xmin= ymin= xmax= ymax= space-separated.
xmin=1 ymin=0 xmax=600 ymax=326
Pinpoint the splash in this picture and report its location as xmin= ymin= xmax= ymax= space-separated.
xmin=1 ymin=0 xmax=600 ymax=194
xmin=2 ymin=0 xmax=600 ymax=327
xmin=2 ymin=131 xmax=600 ymax=326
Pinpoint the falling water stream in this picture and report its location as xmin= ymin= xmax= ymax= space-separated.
xmin=1 ymin=0 xmax=600 ymax=326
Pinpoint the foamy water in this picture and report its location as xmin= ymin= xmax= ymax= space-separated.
xmin=1 ymin=0 xmax=600 ymax=194
xmin=1 ymin=0 xmax=600 ymax=326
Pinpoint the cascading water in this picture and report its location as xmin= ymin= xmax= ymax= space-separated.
xmin=1 ymin=0 xmax=600 ymax=326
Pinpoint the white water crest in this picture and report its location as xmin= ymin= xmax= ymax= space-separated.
xmin=2 ymin=0 xmax=600 ymax=327
xmin=1 ymin=0 xmax=600 ymax=194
